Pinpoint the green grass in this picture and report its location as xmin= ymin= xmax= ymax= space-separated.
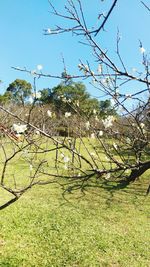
xmin=0 ymin=137 xmax=150 ymax=266
xmin=0 ymin=173 xmax=150 ymax=267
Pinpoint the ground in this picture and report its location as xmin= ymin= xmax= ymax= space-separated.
xmin=0 ymin=172 xmax=149 ymax=267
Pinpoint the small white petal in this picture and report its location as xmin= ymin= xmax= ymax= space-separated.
xmin=63 ymin=156 xmax=70 ymax=163
xmin=47 ymin=28 xmax=51 ymax=34
xmin=98 ymin=130 xmax=103 ymax=136
xmin=140 ymin=47 xmax=146 ymax=54
xmin=91 ymin=133 xmax=95 ymax=139
xmin=47 ymin=110 xmax=52 ymax=117
xmin=65 ymin=112 xmax=71 ymax=118
xmin=37 ymin=64 xmax=43 ymax=71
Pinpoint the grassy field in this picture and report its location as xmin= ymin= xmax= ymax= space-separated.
xmin=0 ymin=171 xmax=150 ymax=267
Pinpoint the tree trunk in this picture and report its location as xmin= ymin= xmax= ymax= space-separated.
xmin=127 ymin=161 xmax=150 ymax=183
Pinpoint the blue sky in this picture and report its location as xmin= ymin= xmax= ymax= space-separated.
xmin=0 ymin=0 xmax=150 ymax=99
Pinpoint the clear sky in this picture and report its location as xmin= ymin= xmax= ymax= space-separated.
xmin=0 ymin=0 xmax=150 ymax=99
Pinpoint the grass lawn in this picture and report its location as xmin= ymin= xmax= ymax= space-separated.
xmin=0 ymin=171 xmax=150 ymax=267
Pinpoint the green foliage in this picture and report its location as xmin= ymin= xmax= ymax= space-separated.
xmin=2 ymin=79 xmax=116 ymax=118
xmin=0 ymin=91 xmax=12 ymax=105
xmin=40 ymin=88 xmax=52 ymax=104
xmin=7 ymin=79 xmax=32 ymax=105
xmin=43 ymin=81 xmax=100 ymax=116
xmin=99 ymin=99 xmax=116 ymax=117
xmin=39 ymin=81 xmax=116 ymax=118
xmin=0 ymin=174 xmax=149 ymax=267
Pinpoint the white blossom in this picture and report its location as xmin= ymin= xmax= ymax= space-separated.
xmin=125 ymin=94 xmax=132 ymax=99
xmin=37 ymin=64 xmax=43 ymax=71
xmin=84 ymin=65 xmax=89 ymax=72
xmin=65 ymin=112 xmax=71 ymax=118
xmin=47 ymin=110 xmax=52 ymax=118
xmin=62 ymin=97 xmax=67 ymax=103
xmin=140 ymin=123 xmax=145 ymax=129
xmin=85 ymin=121 xmax=90 ymax=130
xmin=98 ymin=130 xmax=103 ymax=137
xmin=93 ymin=109 xmax=97 ymax=114
xmin=102 ymin=116 xmax=114 ymax=128
xmin=113 ymin=143 xmax=118 ymax=150
xmin=13 ymin=124 xmax=27 ymax=134
xmin=91 ymin=133 xmax=95 ymax=139
xmin=47 ymin=28 xmax=51 ymax=34
xmin=140 ymin=47 xmax=146 ymax=54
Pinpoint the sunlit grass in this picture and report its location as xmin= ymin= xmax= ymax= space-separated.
xmin=0 ymin=137 xmax=150 ymax=266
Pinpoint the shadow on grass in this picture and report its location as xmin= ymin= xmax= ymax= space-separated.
xmin=62 ymin=175 xmax=149 ymax=208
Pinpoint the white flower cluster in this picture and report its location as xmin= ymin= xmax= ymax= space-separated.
xmin=13 ymin=124 xmax=27 ymax=134
xmin=57 ymin=94 xmax=71 ymax=104
xmin=78 ymin=63 xmax=89 ymax=75
xmin=102 ymin=116 xmax=114 ymax=128
xmin=65 ymin=112 xmax=71 ymax=118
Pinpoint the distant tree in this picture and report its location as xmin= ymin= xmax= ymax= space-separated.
xmin=99 ymin=99 xmax=116 ymax=117
xmin=0 ymin=91 xmax=12 ymax=105
xmin=48 ymin=81 xmax=100 ymax=116
xmin=40 ymin=88 xmax=52 ymax=104
xmin=7 ymin=79 xmax=32 ymax=105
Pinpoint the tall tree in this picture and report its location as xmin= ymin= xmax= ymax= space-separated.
xmin=47 ymin=81 xmax=100 ymax=116
xmin=7 ymin=79 xmax=32 ymax=105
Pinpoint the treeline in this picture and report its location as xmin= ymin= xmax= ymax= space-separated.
xmin=0 ymin=78 xmax=117 ymax=137
xmin=0 ymin=78 xmax=116 ymax=118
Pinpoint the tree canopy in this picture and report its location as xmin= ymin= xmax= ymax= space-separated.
xmin=7 ymin=79 xmax=32 ymax=105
